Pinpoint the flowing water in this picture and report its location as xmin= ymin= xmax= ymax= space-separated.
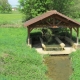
xmin=45 ymin=55 xmax=72 ymax=80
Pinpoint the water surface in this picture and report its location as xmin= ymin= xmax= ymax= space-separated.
xmin=45 ymin=55 xmax=72 ymax=80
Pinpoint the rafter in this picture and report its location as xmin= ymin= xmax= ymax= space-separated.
xmin=56 ymin=21 xmax=62 ymax=26
xmin=55 ymin=16 xmax=69 ymax=23
xmin=46 ymin=21 xmax=52 ymax=26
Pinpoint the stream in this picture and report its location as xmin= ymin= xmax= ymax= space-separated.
xmin=45 ymin=55 xmax=72 ymax=80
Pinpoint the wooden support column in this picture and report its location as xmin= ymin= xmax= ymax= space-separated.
xmin=70 ymin=27 xmax=72 ymax=39
xmin=66 ymin=27 xmax=68 ymax=36
xmin=27 ymin=27 xmax=30 ymax=45
xmin=77 ymin=27 xmax=79 ymax=44
xmin=53 ymin=18 xmax=55 ymax=26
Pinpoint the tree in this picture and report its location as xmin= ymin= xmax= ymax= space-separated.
xmin=52 ymin=0 xmax=74 ymax=16
xmin=0 ymin=0 xmax=12 ymax=13
xmin=19 ymin=0 xmax=53 ymax=20
xmin=19 ymin=0 xmax=76 ymax=21
xmin=69 ymin=0 xmax=80 ymax=18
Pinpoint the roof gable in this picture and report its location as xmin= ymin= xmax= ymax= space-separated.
xmin=24 ymin=10 xmax=80 ymax=27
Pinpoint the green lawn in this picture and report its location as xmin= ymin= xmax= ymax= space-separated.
xmin=0 ymin=28 xmax=49 ymax=80
xmin=0 ymin=12 xmax=23 ymax=27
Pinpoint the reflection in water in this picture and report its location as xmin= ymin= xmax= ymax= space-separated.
xmin=45 ymin=55 xmax=72 ymax=80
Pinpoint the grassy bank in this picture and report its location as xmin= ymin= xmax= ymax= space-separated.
xmin=0 ymin=28 xmax=49 ymax=80
xmin=70 ymin=50 xmax=80 ymax=80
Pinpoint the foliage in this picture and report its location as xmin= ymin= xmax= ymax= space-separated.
xmin=70 ymin=0 xmax=80 ymax=18
xmin=69 ymin=50 xmax=80 ymax=80
xmin=18 ymin=0 xmax=76 ymax=21
xmin=0 ymin=28 xmax=49 ymax=80
xmin=75 ymin=19 xmax=80 ymax=22
xmin=52 ymin=0 xmax=80 ymax=18
xmin=0 ymin=0 xmax=12 ymax=13
xmin=18 ymin=0 xmax=53 ymax=21
xmin=52 ymin=0 xmax=74 ymax=16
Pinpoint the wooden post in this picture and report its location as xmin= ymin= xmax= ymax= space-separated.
xmin=77 ymin=27 xmax=79 ymax=44
xmin=65 ymin=27 xmax=68 ymax=36
xmin=70 ymin=27 xmax=72 ymax=39
xmin=53 ymin=18 xmax=55 ymax=26
xmin=27 ymin=27 xmax=30 ymax=45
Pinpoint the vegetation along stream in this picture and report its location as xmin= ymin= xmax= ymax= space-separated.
xmin=45 ymin=55 xmax=72 ymax=80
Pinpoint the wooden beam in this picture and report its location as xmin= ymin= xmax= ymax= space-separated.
xmin=56 ymin=21 xmax=62 ymax=26
xmin=29 ymin=27 xmax=34 ymax=32
xmin=64 ymin=27 xmax=68 ymax=36
xmin=52 ymin=26 xmax=58 ymax=28
xmin=70 ymin=27 xmax=72 ymax=39
xmin=53 ymin=18 xmax=55 ymax=25
xmin=46 ymin=21 xmax=52 ymax=26
xmin=55 ymin=16 xmax=69 ymax=23
xmin=73 ymin=27 xmax=77 ymax=32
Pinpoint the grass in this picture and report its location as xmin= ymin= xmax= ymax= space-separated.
xmin=0 ymin=12 xmax=80 ymax=80
xmin=67 ymin=18 xmax=80 ymax=79
xmin=0 ymin=11 xmax=23 ymax=27
xmin=69 ymin=50 xmax=80 ymax=80
xmin=0 ymin=28 xmax=49 ymax=80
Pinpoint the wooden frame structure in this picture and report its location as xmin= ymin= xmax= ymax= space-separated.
xmin=24 ymin=10 xmax=80 ymax=46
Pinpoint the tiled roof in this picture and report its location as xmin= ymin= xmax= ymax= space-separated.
xmin=24 ymin=10 xmax=80 ymax=27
